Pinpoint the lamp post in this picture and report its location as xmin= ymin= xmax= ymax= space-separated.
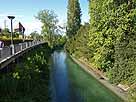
xmin=8 ymin=16 xmax=15 ymax=55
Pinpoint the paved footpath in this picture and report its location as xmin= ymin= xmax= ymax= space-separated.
xmin=71 ymin=56 xmax=128 ymax=102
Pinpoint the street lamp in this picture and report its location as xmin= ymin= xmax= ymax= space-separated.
xmin=8 ymin=16 xmax=15 ymax=55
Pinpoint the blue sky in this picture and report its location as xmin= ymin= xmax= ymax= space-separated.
xmin=0 ymin=0 xmax=89 ymax=34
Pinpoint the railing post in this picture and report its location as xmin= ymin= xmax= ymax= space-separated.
xmin=0 ymin=48 xmax=2 ymax=59
xmin=20 ymin=43 xmax=23 ymax=51
xmin=26 ymin=42 xmax=28 ymax=48
xmin=25 ymin=42 xmax=27 ymax=49
xmin=32 ymin=42 xmax=33 ymax=46
xmin=10 ymin=44 xmax=15 ymax=55
xmin=29 ymin=42 xmax=31 ymax=47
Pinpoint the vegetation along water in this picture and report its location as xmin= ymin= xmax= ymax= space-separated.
xmin=0 ymin=44 xmax=51 ymax=102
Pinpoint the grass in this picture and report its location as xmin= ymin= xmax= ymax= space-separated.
xmin=66 ymin=57 xmax=123 ymax=102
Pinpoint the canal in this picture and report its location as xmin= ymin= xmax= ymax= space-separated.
xmin=50 ymin=51 xmax=123 ymax=102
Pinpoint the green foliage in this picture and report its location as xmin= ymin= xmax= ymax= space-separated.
xmin=52 ymin=34 xmax=66 ymax=49
xmin=128 ymin=87 xmax=136 ymax=102
xmin=88 ymin=0 xmax=116 ymax=71
xmin=65 ymin=23 xmax=90 ymax=58
xmin=88 ymin=0 xmax=136 ymax=102
xmin=87 ymin=0 xmax=136 ymax=86
xmin=30 ymin=31 xmax=43 ymax=40
xmin=67 ymin=0 xmax=81 ymax=38
xmin=36 ymin=9 xmax=58 ymax=46
xmin=1 ymin=28 xmax=10 ymax=37
xmin=106 ymin=1 xmax=136 ymax=84
xmin=0 ymin=28 xmax=23 ymax=39
xmin=0 ymin=44 xmax=51 ymax=102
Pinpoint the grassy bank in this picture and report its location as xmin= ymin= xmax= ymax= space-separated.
xmin=0 ymin=44 xmax=51 ymax=102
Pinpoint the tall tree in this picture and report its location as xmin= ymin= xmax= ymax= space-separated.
xmin=67 ymin=0 xmax=81 ymax=38
xmin=88 ymin=0 xmax=136 ymax=85
xmin=36 ymin=10 xmax=58 ymax=46
xmin=65 ymin=23 xmax=90 ymax=57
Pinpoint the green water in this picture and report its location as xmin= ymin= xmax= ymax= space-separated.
xmin=50 ymin=51 xmax=123 ymax=102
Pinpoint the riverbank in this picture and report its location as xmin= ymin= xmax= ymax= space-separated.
xmin=0 ymin=44 xmax=51 ymax=102
xmin=71 ymin=56 xmax=128 ymax=102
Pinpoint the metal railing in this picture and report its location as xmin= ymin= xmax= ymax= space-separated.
xmin=0 ymin=41 xmax=44 ymax=62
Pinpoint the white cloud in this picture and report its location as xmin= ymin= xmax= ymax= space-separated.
xmin=22 ymin=20 xmax=42 ymax=35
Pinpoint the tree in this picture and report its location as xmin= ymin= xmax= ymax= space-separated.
xmin=52 ymin=34 xmax=66 ymax=49
xmin=36 ymin=10 xmax=58 ymax=46
xmin=65 ymin=23 xmax=90 ymax=57
xmin=2 ymin=28 xmax=10 ymax=37
xmin=109 ymin=0 xmax=136 ymax=84
xmin=88 ymin=0 xmax=136 ymax=85
xmin=67 ymin=0 xmax=81 ymax=38
xmin=30 ymin=31 xmax=43 ymax=40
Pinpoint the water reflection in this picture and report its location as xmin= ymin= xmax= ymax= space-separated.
xmin=50 ymin=51 xmax=70 ymax=102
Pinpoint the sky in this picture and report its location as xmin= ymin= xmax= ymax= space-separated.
xmin=0 ymin=0 xmax=89 ymax=35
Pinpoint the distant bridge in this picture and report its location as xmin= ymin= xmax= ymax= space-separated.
xmin=0 ymin=41 xmax=46 ymax=70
